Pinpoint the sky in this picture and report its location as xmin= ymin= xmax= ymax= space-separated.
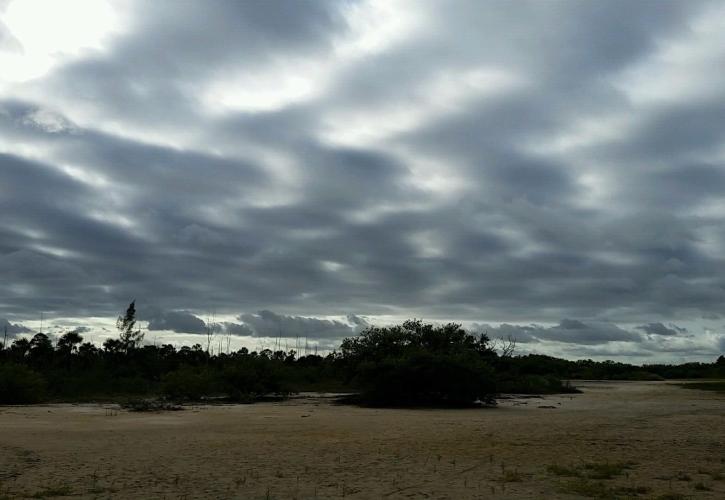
xmin=1 ymin=0 xmax=725 ymax=362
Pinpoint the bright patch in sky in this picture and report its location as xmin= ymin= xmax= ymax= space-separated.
xmin=0 ymin=0 xmax=122 ymax=84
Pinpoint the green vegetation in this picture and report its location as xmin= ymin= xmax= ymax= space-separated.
xmin=1 ymin=302 xmax=723 ymax=406
xmin=340 ymin=320 xmax=497 ymax=406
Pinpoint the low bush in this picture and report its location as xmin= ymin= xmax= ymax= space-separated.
xmin=220 ymin=360 xmax=292 ymax=401
xmin=0 ymin=363 xmax=47 ymax=404
xmin=161 ymin=366 xmax=215 ymax=400
xmin=342 ymin=321 xmax=497 ymax=406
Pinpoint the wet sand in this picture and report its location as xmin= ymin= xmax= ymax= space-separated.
xmin=1 ymin=381 xmax=723 ymax=499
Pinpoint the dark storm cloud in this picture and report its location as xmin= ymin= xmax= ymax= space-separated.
xmin=145 ymin=310 xmax=207 ymax=334
xmin=1 ymin=0 xmax=724 ymax=359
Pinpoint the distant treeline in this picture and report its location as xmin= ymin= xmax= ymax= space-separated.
xmin=1 ymin=304 xmax=723 ymax=406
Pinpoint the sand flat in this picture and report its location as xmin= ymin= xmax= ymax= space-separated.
xmin=1 ymin=381 xmax=723 ymax=499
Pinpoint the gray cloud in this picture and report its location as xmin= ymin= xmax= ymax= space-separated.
xmin=145 ymin=310 xmax=208 ymax=334
xmin=222 ymin=322 xmax=254 ymax=337
xmin=239 ymin=310 xmax=358 ymax=340
xmin=68 ymin=326 xmax=90 ymax=335
xmin=1 ymin=0 xmax=723 ymax=360
xmin=477 ymin=320 xmax=642 ymax=345
xmin=0 ymin=318 xmax=32 ymax=338
xmin=636 ymin=323 xmax=687 ymax=337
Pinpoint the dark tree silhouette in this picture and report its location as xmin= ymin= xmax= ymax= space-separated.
xmin=116 ymin=300 xmax=144 ymax=351
xmin=341 ymin=320 xmax=497 ymax=406
xmin=1 ymin=316 xmax=722 ymax=404
xmin=57 ymin=331 xmax=84 ymax=354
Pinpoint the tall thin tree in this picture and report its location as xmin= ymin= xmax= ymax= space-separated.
xmin=117 ymin=300 xmax=144 ymax=351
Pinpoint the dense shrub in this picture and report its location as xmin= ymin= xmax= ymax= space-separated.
xmin=354 ymin=351 xmax=496 ymax=406
xmin=220 ymin=359 xmax=292 ymax=401
xmin=0 ymin=363 xmax=47 ymax=404
xmin=161 ymin=367 xmax=215 ymax=400
xmin=341 ymin=320 xmax=497 ymax=406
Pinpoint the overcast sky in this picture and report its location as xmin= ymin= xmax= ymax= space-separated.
xmin=1 ymin=0 xmax=725 ymax=362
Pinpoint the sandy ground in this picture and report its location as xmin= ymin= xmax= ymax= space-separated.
xmin=0 ymin=381 xmax=724 ymax=499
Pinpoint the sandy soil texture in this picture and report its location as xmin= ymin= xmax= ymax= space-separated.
xmin=0 ymin=381 xmax=723 ymax=499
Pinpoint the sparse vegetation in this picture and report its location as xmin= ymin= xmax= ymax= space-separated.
xmin=27 ymin=484 xmax=73 ymax=498
xmin=582 ymin=461 xmax=635 ymax=480
xmin=558 ymin=478 xmax=650 ymax=499
xmin=547 ymin=461 xmax=635 ymax=480
xmin=693 ymin=481 xmax=711 ymax=491
xmin=499 ymin=468 xmax=524 ymax=483
xmin=547 ymin=464 xmax=580 ymax=477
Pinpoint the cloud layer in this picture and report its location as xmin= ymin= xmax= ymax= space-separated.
xmin=1 ymin=0 xmax=725 ymax=360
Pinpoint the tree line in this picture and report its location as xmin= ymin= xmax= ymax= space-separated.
xmin=1 ymin=302 xmax=723 ymax=406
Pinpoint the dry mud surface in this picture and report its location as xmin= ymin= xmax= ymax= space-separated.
xmin=1 ymin=381 xmax=724 ymax=499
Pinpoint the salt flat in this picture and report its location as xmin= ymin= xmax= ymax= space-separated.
xmin=1 ymin=381 xmax=723 ymax=499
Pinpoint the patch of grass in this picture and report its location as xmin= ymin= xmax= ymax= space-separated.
xmin=675 ymin=472 xmax=692 ymax=482
xmin=696 ymin=468 xmax=724 ymax=481
xmin=547 ymin=461 xmax=635 ymax=480
xmin=582 ymin=461 xmax=635 ymax=479
xmin=612 ymin=485 xmax=651 ymax=496
xmin=28 ymin=484 xmax=73 ymax=498
xmin=547 ymin=464 xmax=581 ymax=477
xmin=652 ymin=494 xmax=690 ymax=500
xmin=500 ymin=469 xmax=524 ymax=483
xmin=675 ymin=381 xmax=725 ymax=393
xmin=559 ymin=478 xmax=608 ymax=497
xmin=559 ymin=478 xmax=651 ymax=499
xmin=693 ymin=481 xmax=711 ymax=491
xmin=86 ymin=486 xmax=117 ymax=495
